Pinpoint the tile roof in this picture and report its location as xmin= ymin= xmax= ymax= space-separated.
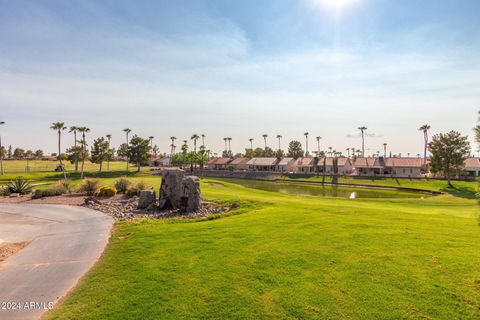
xmin=277 ymin=157 xmax=294 ymax=166
xmin=465 ymin=157 xmax=480 ymax=169
xmin=354 ymin=157 xmax=383 ymax=168
xmin=294 ymin=157 xmax=315 ymax=166
xmin=384 ymin=158 xmax=424 ymax=168
xmin=207 ymin=157 xmax=231 ymax=165
xmin=318 ymin=157 xmax=351 ymax=166
xmin=229 ymin=157 xmax=249 ymax=165
xmin=246 ymin=157 xmax=278 ymax=166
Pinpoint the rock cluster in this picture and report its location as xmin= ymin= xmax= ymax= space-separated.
xmin=84 ymin=196 xmax=139 ymax=220
xmin=138 ymin=190 xmax=156 ymax=210
xmin=158 ymin=169 xmax=202 ymax=213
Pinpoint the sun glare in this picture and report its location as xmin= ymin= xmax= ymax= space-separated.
xmin=318 ymin=0 xmax=358 ymax=9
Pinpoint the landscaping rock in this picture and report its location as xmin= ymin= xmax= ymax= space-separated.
xmin=138 ymin=190 xmax=156 ymax=209
xmin=180 ymin=176 xmax=201 ymax=213
xmin=9 ymin=193 xmax=20 ymax=198
xmin=159 ymin=169 xmax=185 ymax=210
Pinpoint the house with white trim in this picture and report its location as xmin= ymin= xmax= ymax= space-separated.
xmin=275 ymin=157 xmax=296 ymax=173
xmin=464 ymin=157 xmax=480 ymax=177
xmin=383 ymin=157 xmax=426 ymax=178
xmin=246 ymin=158 xmax=278 ymax=171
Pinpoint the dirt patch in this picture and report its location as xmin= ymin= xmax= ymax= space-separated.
xmin=0 ymin=241 xmax=30 ymax=263
xmin=0 ymin=194 xmax=87 ymax=205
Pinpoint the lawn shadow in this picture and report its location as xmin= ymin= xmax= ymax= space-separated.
xmin=441 ymin=185 xmax=478 ymax=199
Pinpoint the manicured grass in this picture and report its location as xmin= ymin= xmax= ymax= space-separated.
xmin=44 ymin=178 xmax=480 ymax=319
xmin=0 ymin=159 xmax=130 ymax=173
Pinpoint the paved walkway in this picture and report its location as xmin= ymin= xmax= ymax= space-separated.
xmin=0 ymin=204 xmax=113 ymax=320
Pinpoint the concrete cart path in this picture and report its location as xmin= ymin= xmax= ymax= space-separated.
xmin=0 ymin=204 xmax=113 ymax=320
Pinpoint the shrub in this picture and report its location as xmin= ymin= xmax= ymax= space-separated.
xmin=135 ymin=180 xmax=151 ymax=191
xmin=125 ymin=187 xmax=139 ymax=197
xmin=80 ymin=179 xmax=100 ymax=196
xmin=59 ymin=180 xmax=74 ymax=194
xmin=97 ymin=186 xmax=117 ymax=197
xmin=6 ymin=177 xmax=33 ymax=195
xmin=114 ymin=178 xmax=131 ymax=194
xmin=32 ymin=187 xmax=66 ymax=199
xmin=0 ymin=185 xmax=10 ymax=196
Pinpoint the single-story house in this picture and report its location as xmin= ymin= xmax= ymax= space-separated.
xmin=464 ymin=157 xmax=480 ymax=177
xmin=229 ymin=157 xmax=249 ymax=170
xmin=318 ymin=157 xmax=353 ymax=175
xmin=275 ymin=157 xmax=296 ymax=173
xmin=149 ymin=157 xmax=171 ymax=167
xmin=383 ymin=157 xmax=426 ymax=178
xmin=294 ymin=157 xmax=317 ymax=173
xmin=353 ymin=157 xmax=385 ymax=176
xmin=246 ymin=157 xmax=278 ymax=171
xmin=207 ymin=157 xmax=232 ymax=170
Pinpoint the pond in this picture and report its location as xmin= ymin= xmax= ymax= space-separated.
xmin=212 ymin=178 xmax=429 ymax=199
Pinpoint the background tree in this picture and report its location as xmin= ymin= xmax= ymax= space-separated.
xmin=67 ymin=146 xmax=83 ymax=170
xmin=474 ymin=111 xmax=480 ymax=150
xmin=91 ymin=137 xmax=110 ymax=172
xmin=287 ymin=140 xmax=304 ymax=159
xmin=152 ymin=145 xmax=159 ymax=157
xmin=51 ymin=122 xmax=67 ymax=179
xmin=34 ymin=149 xmax=44 ymax=159
xmin=245 ymin=148 xmax=254 ymax=159
xmin=13 ymin=148 xmax=25 ymax=159
xmin=170 ymin=136 xmax=177 ymax=155
xmin=127 ymin=135 xmax=151 ymax=172
xmin=275 ymin=149 xmax=284 ymax=158
xmin=253 ymin=147 xmax=264 ymax=157
xmin=197 ymin=146 xmax=209 ymax=170
xmin=69 ymin=126 xmax=79 ymax=171
xmin=263 ymin=146 xmax=274 ymax=157
xmin=106 ymin=134 xmax=112 ymax=171
xmin=117 ymin=143 xmax=128 ymax=158
xmin=262 ymin=134 xmax=268 ymax=150
xmin=304 ymin=132 xmax=309 ymax=156
xmin=191 ymin=134 xmax=200 ymax=169
xmin=276 ymin=134 xmax=282 ymax=151
xmin=77 ymin=127 xmax=90 ymax=179
xmin=123 ymin=128 xmax=132 ymax=171
xmin=428 ymin=131 xmax=471 ymax=186
xmin=358 ymin=126 xmax=367 ymax=157
xmin=7 ymin=145 xmax=12 ymax=159
xmin=419 ymin=124 xmax=431 ymax=165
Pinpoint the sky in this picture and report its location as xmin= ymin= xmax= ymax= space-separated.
xmin=0 ymin=0 xmax=479 ymax=156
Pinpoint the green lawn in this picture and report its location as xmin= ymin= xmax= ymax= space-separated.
xmin=43 ymin=178 xmax=480 ymax=319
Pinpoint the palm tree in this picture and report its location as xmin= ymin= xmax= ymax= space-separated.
xmin=191 ymin=134 xmax=200 ymax=169
xmin=316 ymin=136 xmax=322 ymax=155
xmin=50 ymin=122 xmax=67 ymax=179
xmin=106 ymin=134 xmax=112 ymax=171
xmin=328 ymin=146 xmax=333 ymax=157
xmin=227 ymin=137 xmax=232 ymax=152
xmin=304 ymin=132 xmax=309 ymax=156
xmin=77 ymin=127 xmax=90 ymax=179
xmin=170 ymin=136 xmax=177 ymax=155
xmin=123 ymin=128 xmax=131 ymax=171
xmin=262 ymin=134 xmax=268 ymax=150
xmin=249 ymin=138 xmax=254 ymax=150
xmin=223 ymin=137 xmax=228 ymax=152
xmin=276 ymin=135 xmax=282 ymax=151
xmin=69 ymin=126 xmax=80 ymax=172
xmin=149 ymin=136 xmax=154 ymax=151
xmin=201 ymin=134 xmax=206 ymax=147
xmin=418 ymin=124 xmax=431 ymax=165
xmin=383 ymin=143 xmax=387 ymax=158
xmin=0 ymin=121 xmax=5 ymax=175
xmin=346 ymin=148 xmax=350 ymax=158
xmin=358 ymin=126 xmax=367 ymax=157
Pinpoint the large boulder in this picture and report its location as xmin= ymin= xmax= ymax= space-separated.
xmin=180 ymin=176 xmax=201 ymax=213
xmin=158 ymin=169 xmax=185 ymax=210
xmin=138 ymin=190 xmax=156 ymax=209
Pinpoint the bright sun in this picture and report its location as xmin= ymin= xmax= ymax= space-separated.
xmin=319 ymin=0 xmax=358 ymax=9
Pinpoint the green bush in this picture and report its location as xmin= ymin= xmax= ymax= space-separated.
xmin=6 ymin=177 xmax=33 ymax=195
xmin=32 ymin=187 xmax=66 ymax=199
xmin=97 ymin=186 xmax=117 ymax=197
xmin=125 ymin=187 xmax=139 ymax=197
xmin=114 ymin=178 xmax=131 ymax=194
xmin=135 ymin=180 xmax=151 ymax=191
xmin=80 ymin=179 xmax=100 ymax=196
xmin=60 ymin=180 xmax=74 ymax=194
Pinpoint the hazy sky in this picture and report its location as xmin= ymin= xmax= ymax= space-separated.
xmin=0 ymin=0 xmax=479 ymax=156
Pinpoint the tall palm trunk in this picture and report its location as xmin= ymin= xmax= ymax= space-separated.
xmin=125 ymin=133 xmax=129 ymax=172
xmin=58 ymin=130 xmax=66 ymax=180
xmin=361 ymin=132 xmax=365 ymax=157
xmin=423 ymin=131 xmax=428 ymax=165
xmin=74 ymin=131 xmax=78 ymax=172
